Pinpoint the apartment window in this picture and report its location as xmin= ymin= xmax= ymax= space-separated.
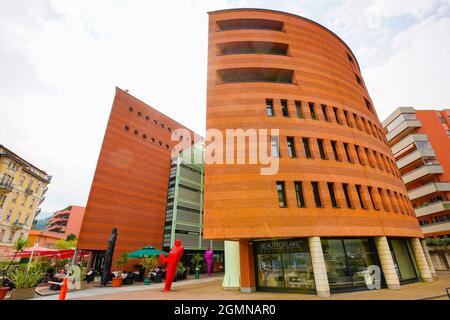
xmin=343 ymin=110 xmax=352 ymax=127
xmin=333 ymin=107 xmax=341 ymax=124
xmin=6 ymin=210 xmax=12 ymax=221
xmin=271 ymin=136 xmax=279 ymax=158
xmin=303 ymin=138 xmax=312 ymax=158
xmin=295 ymin=101 xmax=304 ymax=119
xmin=368 ymin=187 xmax=377 ymax=210
xmin=356 ymin=185 xmax=366 ymax=209
xmin=440 ymin=117 xmax=445 ymax=124
xmin=331 ymin=141 xmax=340 ymax=161
xmin=311 ymin=182 xmax=322 ymax=208
xmin=281 ymin=100 xmax=289 ymax=117
xmin=287 ymin=137 xmax=296 ymax=158
xmin=343 ymin=143 xmax=352 ymax=163
xmin=317 ymin=139 xmax=327 ymax=160
xmin=294 ymin=182 xmax=306 ymax=208
xmin=309 ymin=103 xmax=317 ymax=120
xmin=266 ymin=99 xmax=274 ymax=117
xmin=327 ymin=183 xmax=338 ymax=208
xmin=364 ymin=98 xmax=373 ymax=112
xmin=0 ymin=195 xmax=6 ymax=208
xmin=276 ymin=182 xmax=287 ymax=208
xmin=321 ymin=105 xmax=329 ymax=122
xmin=343 ymin=184 xmax=352 ymax=208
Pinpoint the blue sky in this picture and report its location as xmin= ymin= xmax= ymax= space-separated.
xmin=0 ymin=0 xmax=449 ymax=217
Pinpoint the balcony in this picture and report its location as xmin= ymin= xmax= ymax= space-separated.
xmin=408 ymin=182 xmax=450 ymax=200
xmin=421 ymin=221 xmax=450 ymax=236
xmin=386 ymin=119 xmax=421 ymax=144
xmin=415 ymin=201 xmax=450 ymax=217
xmin=0 ymin=182 xmax=13 ymax=195
xmin=391 ymin=134 xmax=428 ymax=156
xmin=402 ymin=164 xmax=443 ymax=184
xmin=24 ymin=188 xmax=33 ymax=196
xmin=42 ymin=186 xmax=49 ymax=195
xmin=396 ymin=148 xmax=435 ymax=169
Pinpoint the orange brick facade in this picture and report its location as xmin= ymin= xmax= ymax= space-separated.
xmin=203 ymin=9 xmax=423 ymax=291
xmin=77 ymin=88 xmax=199 ymax=263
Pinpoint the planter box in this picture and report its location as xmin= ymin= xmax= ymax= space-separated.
xmin=11 ymin=288 xmax=35 ymax=300
xmin=111 ymin=278 xmax=123 ymax=287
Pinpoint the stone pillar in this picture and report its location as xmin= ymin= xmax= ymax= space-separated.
xmin=308 ymin=237 xmax=330 ymax=298
xmin=410 ymin=238 xmax=433 ymax=282
xmin=239 ymin=240 xmax=256 ymax=293
xmin=374 ymin=237 xmax=400 ymax=289
xmin=222 ymin=241 xmax=240 ymax=290
xmin=420 ymin=239 xmax=436 ymax=277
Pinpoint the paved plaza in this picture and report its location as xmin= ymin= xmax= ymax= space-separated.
xmin=32 ymin=271 xmax=450 ymax=300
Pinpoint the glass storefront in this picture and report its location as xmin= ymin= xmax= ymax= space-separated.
xmin=321 ymin=238 xmax=381 ymax=291
xmin=255 ymin=239 xmax=315 ymax=292
xmin=388 ymin=238 xmax=418 ymax=283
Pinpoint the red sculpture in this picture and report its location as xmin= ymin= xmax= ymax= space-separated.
xmin=159 ymin=239 xmax=184 ymax=292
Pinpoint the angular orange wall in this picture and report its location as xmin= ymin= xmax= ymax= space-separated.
xmin=204 ymin=9 xmax=423 ymax=241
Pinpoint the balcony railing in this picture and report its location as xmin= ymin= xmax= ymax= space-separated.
xmin=408 ymin=182 xmax=450 ymax=200
xmin=386 ymin=119 xmax=422 ymax=143
xmin=415 ymin=200 xmax=450 ymax=217
xmin=402 ymin=164 xmax=443 ymax=184
xmin=396 ymin=148 xmax=436 ymax=169
xmin=0 ymin=182 xmax=13 ymax=194
xmin=421 ymin=220 xmax=450 ymax=235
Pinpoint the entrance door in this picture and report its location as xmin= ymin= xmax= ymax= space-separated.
xmin=388 ymin=239 xmax=418 ymax=282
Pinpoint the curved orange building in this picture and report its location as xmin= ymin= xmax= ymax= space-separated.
xmin=204 ymin=9 xmax=435 ymax=296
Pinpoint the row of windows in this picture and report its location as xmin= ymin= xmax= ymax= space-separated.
xmin=128 ymin=106 xmax=174 ymax=134
xmin=266 ymin=99 xmax=384 ymax=144
xmin=276 ymin=181 xmax=413 ymax=216
xmin=1 ymin=210 xmax=32 ymax=225
xmin=271 ymin=136 xmax=401 ymax=178
xmin=0 ymin=229 xmax=25 ymax=243
xmin=124 ymin=125 xmax=171 ymax=150
xmin=419 ymin=214 xmax=450 ymax=226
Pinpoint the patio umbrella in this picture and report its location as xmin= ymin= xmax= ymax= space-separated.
xmin=127 ymin=246 xmax=168 ymax=258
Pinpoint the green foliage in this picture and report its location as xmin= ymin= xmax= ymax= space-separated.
xmin=0 ymin=238 xmax=29 ymax=287
xmin=176 ymin=262 xmax=185 ymax=273
xmin=425 ymin=236 xmax=450 ymax=247
xmin=55 ymin=238 xmax=78 ymax=250
xmin=65 ymin=234 xmax=77 ymax=241
xmin=115 ymin=252 xmax=129 ymax=270
xmin=140 ymin=256 xmax=158 ymax=276
xmin=9 ymin=263 xmax=45 ymax=289
xmin=191 ymin=253 xmax=203 ymax=271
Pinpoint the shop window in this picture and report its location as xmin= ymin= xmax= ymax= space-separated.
xmin=331 ymin=141 xmax=340 ymax=161
xmin=281 ymin=100 xmax=289 ymax=117
xmin=311 ymin=182 xmax=322 ymax=208
xmin=276 ymin=182 xmax=287 ymax=208
xmin=287 ymin=137 xmax=296 ymax=158
xmin=294 ymin=182 xmax=306 ymax=208
xmin=317 ymin=139 xmax=327 ymax=160
xmin=303 ymin=138 xmax=312 ymax=158
xmin=356 ymin=185 xmax=366 ymax=209
xmin=266 ymin=99 xmax=275 ymax=117
xmin=309 ymin=103 xmax=317 ymax=120
xmin=295 ymin=101 xmax=303 ymax=119
xmin=342 ymin=184 xmax=352 ymax=208
xmin=327 ymin=183 xmax=338 ymax=208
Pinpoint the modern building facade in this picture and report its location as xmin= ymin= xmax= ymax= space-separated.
xmin=77 ymin=88 xmax=202 ymax=268
xmin=0 ymin=145 xmax=51 ymax=251
xmin=203 ymin=9 xmax=434 ymax=296
xmin=46 ymin=205 xmax=85 ymax=237
xmin=27 ymin=229 xmax=65 ymax=249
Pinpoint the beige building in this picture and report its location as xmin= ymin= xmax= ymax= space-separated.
xmin=0 ymin=145 xmax=51 ymax=250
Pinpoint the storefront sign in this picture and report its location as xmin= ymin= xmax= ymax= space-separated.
xmin=256 ymin=239 xmax=307 ymax=253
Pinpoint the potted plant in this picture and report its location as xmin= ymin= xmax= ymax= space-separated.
xmin=0 ymin=238 xmax=28 ymax=300
xmin=140 ymin=256 xmax=158 ymax=285
xmin=111 ymin=252 xmax=128 ymax=287
xmin=9 ymin=263 xmax=45 ymax=300
xmin=174 ymin=262 xmax=186 ymax=282
xmin=191 ymin=253 xmax=203 ymax=279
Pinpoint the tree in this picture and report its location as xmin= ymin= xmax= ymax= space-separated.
xmin=0 ymin=238 xmax=28 ymax=288
xmin=55 ymin=238 xmax=78 ymax=250
xmin=66 ymin=233 xmax=76 ymax=241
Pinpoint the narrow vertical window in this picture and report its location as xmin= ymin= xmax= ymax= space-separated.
xmin=344 ymin=110 xmax=352 ymax=127
xmin=354 ymin=113 xmax=362 ymax=131
xmin=355 ymin=146 xmax=364 ymax=165
xmin=342 ymin=184 xmax=352 ymax=208
xmin=281 ymin=99 xmax=289 ymax=117
xmin=295 ymin=101 xmax=303 ymax=119
xmin=311 ymin=182 xmax=322 ymax=208
xmin=365 ymin=148 xmax=373 ymax=167
xmin=271 ymin=136 xmax=279 ymax=158
xmin=378 ymin=188 xmax=389 ymax=211
xmin=355 ymin=73 xmax=363 ymax=87
xmin=321 ymin=105 xmax=329 ymax=122
xmin=331 ymin=140 xmax=340 ymax=161
xmin=356 ymin=185 xmax=366 ymax=209
xmin=287 ymin=137 xmax=296 ymax=158
xmin=368 ymin=186 xmax=377 ymax=210
xmin=344 ymin=143 xmax=352 ymax=163
xmin=294 ymin=182 xmax=305 ymax=208
xmin=309 ymin=102 xmax=317 ymax=120
xmin=327 ymin=182 xmax=338 ymax=208
xmin=317 ymin=139 xmax=326 ymax=160
xmin=333 ymin=107 xmax=340 ymax=124
xmin=276 ymin=182 xmax=287 ymax=208
xmin=266 ymin=99 xmax=274 ymax=117
xmin=303 ymin=138 xmax=312 ymax=158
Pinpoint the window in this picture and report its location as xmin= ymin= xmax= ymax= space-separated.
xmin=276 ymin=182 xmax=287 ymax=208
xmin=440 ymin=117 xmax=445 ymax=124
xmin=321 ymin=105 xmax=329 ymax=122
xmin=368 ymin=187 xmax=377 ymax=210
xmin=356 ymin=185 xmax=366 ymax=209
xmin=281 ymin=100 xmax=289 ymax=117
xmin=343 ymin=143 xmax=352 ymax=163
xmin=311 ymin=182 xmax=322 ymax=208
xmin=303 ymin=138 xmax=312 ymax=158
xmin=331 ymin=141 xmax=340 ymax=161
xmin=328 ymin=183 xmax=338 ymax=208
xmin=333 ymin=107 xmax=341 ymax=124
xmin=271 ymin=136 xmax=280 ymax=158
xmin=355 ymin=146 xmax=364 ymax=165
xmin=365 ymin=148 xmax=374 ymax=167
xmin=266 ymin=99 xmax=275 ymax=116
xmin=378 ymin=188 xmax=389 ymax=211
xmin=364 ymin=98 xmax=373 ymax=113
xmin=287 ymin=137 xmax=296 ymax=158
xmin=317 ymin=139 xmax=327 ymax=160
xmin=217 ymin=68 xmax=294 ymax=84
xmin=342 ymin=184 xmax=352 ymax=208
xmin=347 ymin=52 xmax=355 ymax=65
xmin=343 ymin=110 xmax=352 ymax=127
xmin=0 ymin=195 xmax=6 ymax=208
xmin=354 ymin=114 xmax=363 ymax=131
xmin=217 ymin=19 xmax=284 ymax=32
xmin=355 ymin=73 xmax=363 ymax=87
xmin=309 ymin=103 xmax=317 ymax=120
xmin=295 ymin=101 xmax=303 ymax=119
xmin=219 ymin=41 xmax=288 ymax=55
xmin=294 ymin=182 xmax=306 ymax=208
